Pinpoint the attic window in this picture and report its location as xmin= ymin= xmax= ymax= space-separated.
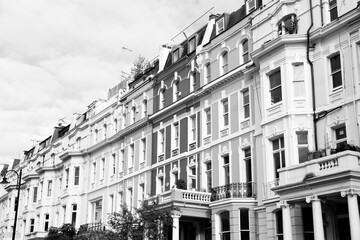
xmin=216 ymin=18 xmax=225 ymax=34
xmin=278 ymin=14 xmax=298 ymax=35
xmin=173 ymin=49 xmax=180 ymax=63
xmin=188 ymin=37 xmax=196 ymax=53
xmin=248 ymin=0 xmax=255 ymax=12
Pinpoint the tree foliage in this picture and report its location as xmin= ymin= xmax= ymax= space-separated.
xmin=131 ymin=55 xmax=150 ymax=77
xmin=108 ymin=203 xmax=178 ymax=240
xmin=45 ymin=224 xmax=76 ymax=240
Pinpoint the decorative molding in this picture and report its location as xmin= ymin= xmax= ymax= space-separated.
xmin=306 ymin=195 xmax=320 ymax=203
xmin=341 ymin=189 xmax=360 ymax=197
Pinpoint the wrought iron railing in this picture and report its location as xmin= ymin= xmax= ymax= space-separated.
xmin=211 ymin=182 xmax=256 ymax=201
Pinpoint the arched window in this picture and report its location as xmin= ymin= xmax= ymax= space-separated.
xmin=50 ymin=153 xmax=55 ymax=166
xmin=219 ymin=211 xmax=230 ymax=240
xmin=204 ymin=63 xmax=211 ymax=84
xmin=173 ymin=80 xmax=180 ymax=102
xmin=190 ymin=72 xmax=196 ymax=92
xmin=142 ymin=100 xmax=147 ymax=118
xmin=159 ymin=89 xmax=165 ymax=109
xmin=131 ymin=107 xmax=136 ymax=124
xmin=94 ymin=129 xmax=99 ymax=143
xmin=76 ymin=137 xmax=81 ymax=150
xmin=242 ymin=40 xmax=249 ymax=64
xmin=114 ymin=118 xmax=118 ymax=133
xmin=221 ymin=52 xmax=228 ymax=75
xmin=103 ymin=124 xmax=107 ymax=139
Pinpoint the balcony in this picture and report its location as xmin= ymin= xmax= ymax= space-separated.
xmin=211 ymin=182 xmax=256 ymax=201
xmin=277 ymin=151 xmax=360 ymax=186
xmin=273 ymin=151 xmax=360 ymax=198
xmin=148 ymin=188 xmax=211 ymax=206
xmin=80 ymin=222 xmax=106 ymax=232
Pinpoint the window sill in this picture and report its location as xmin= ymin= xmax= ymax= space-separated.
xmin=267 ymin=102 xmax=283 ymax=117
xmin=241 ymin=119 xmax=250 ymax=129
xmin=110 ymin=175 xmax=115 ymax=182
xmin=119 ymin=172 xmax=124 ymax=178
xmin=140 ymin=162 xmax=145 ymax=169
xmin=189 ymin=142 xmax=197 ymax=151
xmin=172 ymin=148 xmax=179 ymax=156
xmin=128 ymin=167 xmax=134 ymax=174
xmin=329 ymin=88 xmax=343 ymax=103
xmin=203 ymin=136 xmax=211 ymax=145
xmin=158 ymin=154 xmax=165 ymax=162
xmin=220 ymin=127 xmax=229 ymax=137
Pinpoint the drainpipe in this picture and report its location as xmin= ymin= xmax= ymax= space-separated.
xmin=307 ymin=0 xmax=318 ymax=151
xmin=320 ymin=0 xmax=324 ymax=26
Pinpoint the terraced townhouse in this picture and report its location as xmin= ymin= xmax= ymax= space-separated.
xmin=1 ymin=0 xmax=360 ymax=240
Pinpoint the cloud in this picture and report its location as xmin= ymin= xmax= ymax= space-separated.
xmin=0 ymin=0 xmax=244 ymax=162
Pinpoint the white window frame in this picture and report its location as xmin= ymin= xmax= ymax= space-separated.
xmin=204 ymin=108 xmax=211 ymax=136
xmin=272 ymin=136 xmax=285 ymax=179
xmin=159 ymin=89 xmax=165 ymax=109
xmin=220 ymin=51 xmax=228 ymax=75
xmin=190 ymin=72 xmax=196 ymax=92
xmin=173 ymin=122 xmax=179 ymax=149
xmin=329 ymin=53 xmax=342 ymax=91
xmin=111 ymin=153 xmax=116 ymax=175
xmin=74 ymin=166 xmax=80 ymax=186
xmin=159 ymin=129 xmax=165 ymax=155
xmin=205 ymin=63 xmax=211 ymax=84
xmin=216 ymin=18 xmax=225 ymax=34
xmin=173 ymin=80 xmax=180 ymax=102
xmin=190 ymin=115 xmax=197 ymax=143
xmin=129 ymin=144 xmax=135 ymax=168
xmin=141 ymin=138 xmax=146 ymax=163
xmin=47 ymin=180 xmax=52 ymax=197
xmin=222 ymin=98 xmax=229 ymax=129
xmin=243 ymin=89 xmax=250 ymax=119
xmin=269 ymin=69 xmax=282 ymax=105
xmin=241 ymin=39 xmax=249 ymax=64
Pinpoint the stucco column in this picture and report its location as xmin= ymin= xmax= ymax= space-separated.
xmin=306 ymin=195 xmax=325 ymax=240
xmin=171 ymin=210 xmax=181 ymax=240
xmin=277 ymin=201 xmax=293 ymax=240
xmin=341 ymin=189 xmax=360 ymax=240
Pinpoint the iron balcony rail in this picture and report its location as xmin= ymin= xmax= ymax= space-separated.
xmin=211 ymin=182 xmax=256 ymax=201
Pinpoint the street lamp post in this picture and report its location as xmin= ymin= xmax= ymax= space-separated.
xmin=1 ymin=168 xmax=22 ymax=240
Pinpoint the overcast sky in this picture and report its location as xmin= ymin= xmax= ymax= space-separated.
xmin=0 ymin=0 xmax=243 ymax=165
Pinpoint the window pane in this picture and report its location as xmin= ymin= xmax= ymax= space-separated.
xmin=271 ymin=87 xmax=282 ymax=104
xmin=335 ymin=126 xmax=346 ymax=139
xmin=332 ymin=72 xmax=342 ymax=88
xmin=241 ymin=232 xmax=250 ymax=240
xmin=297 ymin=132 xmax=308 ymax=144
xmin=244 ymin=105 xmax=250 ymax=119
xmin=243 ymin=90 xmax=249 ymax=104
xmin=330 ymin=7 xmax=338 ymax=21
xmin=220 ymin=211 xmax=230 ymax=231
xmin=276 ymin=211 xmax=283 ymax=234
xmin=240 ymin=209 xmax=249 ymax=229
xmin=243 ymin=40 xmax=248 ymax=52
xmin=273 ymin=139 xmax=280 ymax=150
xmin=298 ymin=148 xmax=309 ymax=163
xmin=293 ymin=81 xmax=305 ymax=98
xmin=270 ymin=71 xmax=281 ymax=88
xmin=330 ymin=54 xmax=341 ymax=71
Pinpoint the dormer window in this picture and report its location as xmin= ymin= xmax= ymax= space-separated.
xmin=188 ymin=37 xmax=196 ymax=53
xmin=247 ymin=0 xmax=255 ymax=12
xmin=216 ymin=18 xmax=225 ymax=34
xmin=173 ymin=49 xmax=180 ymax=62
xmin=278 ymin=14 xmax=298 ymax=35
